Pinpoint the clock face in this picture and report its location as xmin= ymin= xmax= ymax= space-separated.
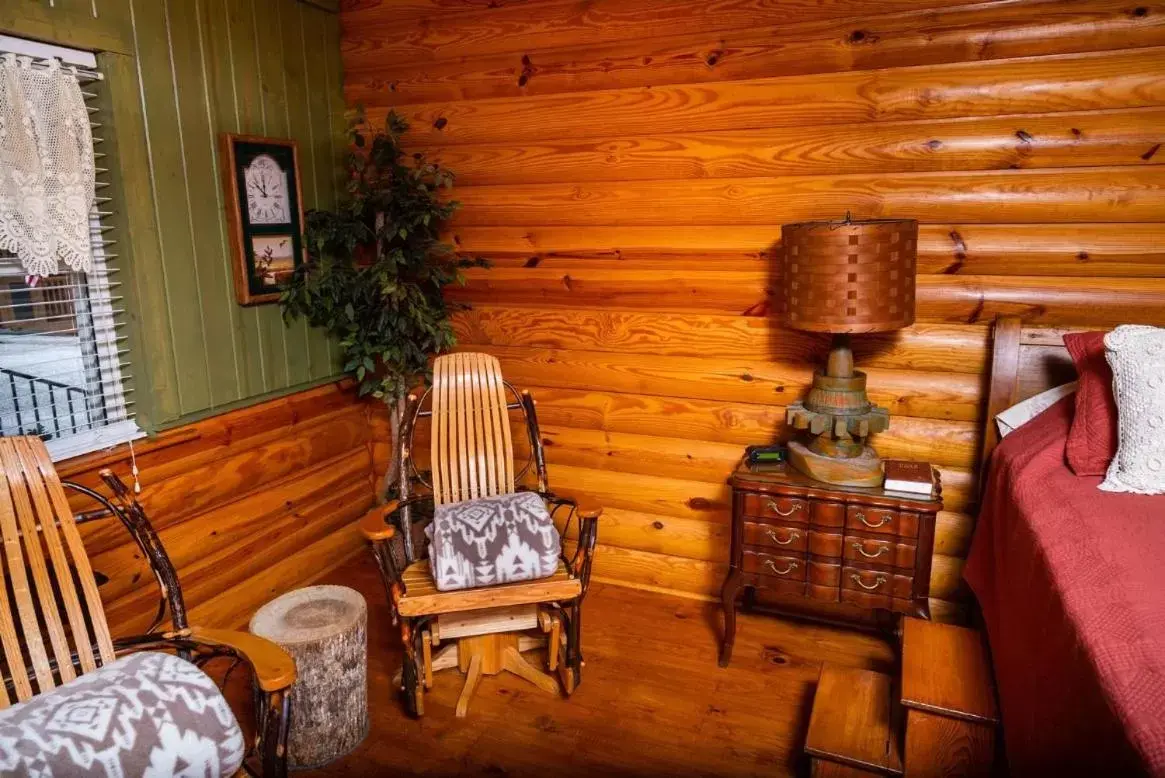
xmin=244 ymin=154 xmax=291 ymax=224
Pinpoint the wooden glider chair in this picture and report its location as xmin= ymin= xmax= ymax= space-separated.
xmin=360 ymin=352 xmax=601 ymax=717
xmin=0 ymin=436 xmax=295 ymax=777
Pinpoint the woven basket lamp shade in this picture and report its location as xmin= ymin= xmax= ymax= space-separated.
xmin=782 ymin=218 xmax=917 ymax=333
xmin=781 ymin=217 xmax=919 ymax=487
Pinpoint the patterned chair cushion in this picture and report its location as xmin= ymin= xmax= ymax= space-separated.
xmin=427 ymin=491 xmax=560 ymax=592
xmin=0 ymin=651 xmax=244 ymax=777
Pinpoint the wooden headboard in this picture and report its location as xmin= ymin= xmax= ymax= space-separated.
xmin=979 ymin=316 xmax=1104 ymax=476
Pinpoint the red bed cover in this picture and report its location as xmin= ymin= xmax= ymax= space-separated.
xmin=964 ymin=397 xmax=1165 ymax=777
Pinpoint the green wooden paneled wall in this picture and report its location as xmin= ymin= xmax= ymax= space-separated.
xmin=2 ymin=0 xmax=346 ymax=429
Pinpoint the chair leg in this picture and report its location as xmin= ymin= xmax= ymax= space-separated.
xmin=421 ymin=630 xmax=434 ymax=689
xmin=401 ymin=621 xmax=425 ymax=718
xmin=539 ymin=608 xmax=562 ymax=671
xmin=557 ymin=627 xmax=576 ymax=696
xmin=393 ymin=642 xmax=457 ymax=688
xmin=570 ymin=601 xmax=584 ymax=669
xmin=256 ymin=688 xmax=290 ymax=778
xmin=456 ymin=654 xmax=483 ymax=718
xmin=559 ymin=602 xmax=583 ymax=695
xmin=502 ymin=647 xmax=560 ymax=696
xmin=401 ymin=651 xmax=423 ymax=718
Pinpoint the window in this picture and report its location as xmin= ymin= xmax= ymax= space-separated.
xmin=0 ymin=36 xmax=140 ymax=460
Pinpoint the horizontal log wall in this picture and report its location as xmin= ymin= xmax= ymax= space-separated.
xmin=61 ymin=382 xmax=373 ymax=636
xmin=341 ymin=0 xmax=1165 ymax=620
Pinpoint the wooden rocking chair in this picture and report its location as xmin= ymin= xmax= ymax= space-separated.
xmin=0 ymin=436 xmax=296 ymax=777
xmin=360 ymin=352 xmax=601 ymax=717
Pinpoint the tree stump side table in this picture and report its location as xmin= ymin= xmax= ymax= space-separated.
xmin=250 ymin=585 xmax=368 ymax=769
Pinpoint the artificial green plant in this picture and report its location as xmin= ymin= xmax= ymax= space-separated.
xmin=280 ymin=110 xmax=484 ymax=498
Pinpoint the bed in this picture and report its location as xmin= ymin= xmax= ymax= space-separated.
xmin=964 ymin=317 xmax=1165 ymax=777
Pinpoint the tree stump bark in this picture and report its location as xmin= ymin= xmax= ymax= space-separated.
xmin=250 ymin=585 xmax=368 ymax=769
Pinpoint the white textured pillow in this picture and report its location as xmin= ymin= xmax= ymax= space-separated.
xmin=1100 ymin=325 xmax=1165 ymax=494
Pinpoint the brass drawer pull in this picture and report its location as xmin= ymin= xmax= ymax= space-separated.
xmin=856 ymin=511 xmax=892 ymax=529
xmin=765 ymin=528 xmax=799 ymax=546
xmin=764 ymin=559 xmax=799 ymax=576
xmin=765 ymin=499 xmax=803 ymax=517
xmin=850 ymin=572 xmax=888 ymax=591
xmin=852 ymin=542 xmax=889 ymax=559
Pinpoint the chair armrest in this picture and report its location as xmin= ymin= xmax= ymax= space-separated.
xmin=576 ymin=503 xmax=603 ymax=521
xmin=536 ymin=491 xmax=602 ymax=524
xmin=359 ymin=501 xmax=399 ymax=541
xmin=566 ymin=500 xmax=600 ymax=592
xmin=183 ymin=627 xmax=297 ymax=692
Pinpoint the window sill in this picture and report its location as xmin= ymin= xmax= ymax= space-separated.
xmin=45 ymin=419 xmax=146 ymax=462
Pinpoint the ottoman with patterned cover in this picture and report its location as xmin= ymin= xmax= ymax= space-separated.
xmin=0 ymin=651 xmax=244 ymax=777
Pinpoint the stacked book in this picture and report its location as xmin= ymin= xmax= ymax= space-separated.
xmin=883 ymin=460 xmax=937 ymax=497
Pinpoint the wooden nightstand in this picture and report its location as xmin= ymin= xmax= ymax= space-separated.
xmin=719 ymin=458 xmax=942 ymax=667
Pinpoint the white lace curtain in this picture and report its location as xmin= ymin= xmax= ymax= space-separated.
xmin=0 ymin=54 xmax=95 ymax=277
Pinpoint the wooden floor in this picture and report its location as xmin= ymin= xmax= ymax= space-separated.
xmin=243 ymin=554 xmax=896 ymax=776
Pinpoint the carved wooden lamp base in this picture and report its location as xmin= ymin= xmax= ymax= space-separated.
xmin=787 ymin=440 xmax=884 ymax=487
xmin=785 ymin=334 xmax=889 ymax=487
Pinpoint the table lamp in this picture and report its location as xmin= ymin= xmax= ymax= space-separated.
xmin=780 ymin=216 xmax=918 ymax=487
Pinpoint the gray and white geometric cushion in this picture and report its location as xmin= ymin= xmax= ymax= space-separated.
xmin=427 ymin=491 xmax=560 ymax=592
xmin=0 ymin=651 xmax=244 ymax=777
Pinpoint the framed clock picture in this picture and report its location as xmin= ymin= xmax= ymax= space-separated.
xmin=219 ymin=134 xmax=306 ymax=305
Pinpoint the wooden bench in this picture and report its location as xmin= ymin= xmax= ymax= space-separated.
xmin=805 ymin=618 xmax=999 ymax=776
xmin=900 ymin=618 xmax=998 ymax=777
xmin=805 ymin=664 xmax=904 ymax=777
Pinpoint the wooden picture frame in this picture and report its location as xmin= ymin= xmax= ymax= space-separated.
xmin=219 ymin=133 xmax=306 ymax=305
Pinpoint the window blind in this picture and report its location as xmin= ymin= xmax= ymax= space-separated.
xmin=0 ymin=36 xmax=142 ymax=461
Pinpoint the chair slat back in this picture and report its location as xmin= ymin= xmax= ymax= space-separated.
xmin=0 ymin=437 xmax=114 ymax=708
xmin=431 ymin=353 xmax=515 ymax=505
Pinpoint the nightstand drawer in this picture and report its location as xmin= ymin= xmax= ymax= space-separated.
xmin=743 ymin=550 xmax=806 ymax=581
xmin=810 ymin=500 xmax=845 ymax=529
xmin=743 ymin=522 xmax=806 ymax=552
xmin=807 ymin=583 xmax=840 ymax=602
xmin=840 ymin=589 xmax=916 ymax=613
xmin=808 ymin=529 xmax=843 ymax=558
xmin=844 ymin=535 xmax=916 ymax=569
xmin=842 ymin=565 xmax=914 ymax=598
xmin=808 ymin=559 xmax=841 ymax=588
xmin=845 ymin=505 xmax=918 ymax=538
xmin=742 ymin=493 xmax=808 ymax=524
xmin=747 ymin=575 xmax=807 ymax=598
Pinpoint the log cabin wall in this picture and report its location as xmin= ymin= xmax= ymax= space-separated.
xmin=341 ymin=0 xmax=1165 ymax=621
xmin=60 ymin=382 xmax=373 ymax=636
